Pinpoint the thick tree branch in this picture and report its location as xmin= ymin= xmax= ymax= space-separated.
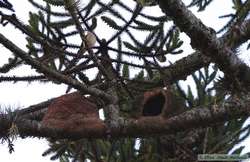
xmin=158 ymin=0 xmax=250 ymax=86
xmin=161 ymin=19 xmax=250 ymax=85
xmin=1 ymin=93 xmax=249 ymax=139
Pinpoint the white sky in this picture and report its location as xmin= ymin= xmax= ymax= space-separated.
xmin=0 ymin=0 xmax=249 ymax=161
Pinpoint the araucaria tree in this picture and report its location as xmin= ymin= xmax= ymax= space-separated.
xmin=0 ymin=0 xmax=250 ymax=161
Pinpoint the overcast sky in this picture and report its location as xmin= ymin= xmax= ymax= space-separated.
xmin=0 ymin=0 xmax=249 ymax=162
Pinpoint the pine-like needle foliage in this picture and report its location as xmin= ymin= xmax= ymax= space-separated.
xmin=0 ymin=0 xmax=249 ymax=161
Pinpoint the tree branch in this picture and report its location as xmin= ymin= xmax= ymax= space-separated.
xmin=0 ymin=33 xmax=114 ymax=103
xmin=160 ymin=18 xmax=250 ymax=85
xmin=1 ymin=93 xmax=249 ymax=139
xmin=158 ymin=0 xmax=250 ymax=87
